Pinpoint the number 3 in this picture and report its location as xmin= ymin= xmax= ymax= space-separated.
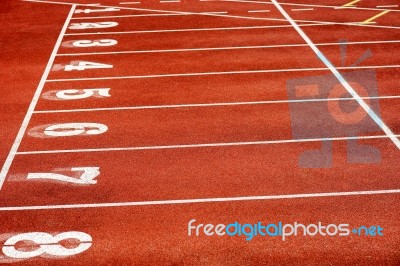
xmin=72 ymin=39 xmax=117 ymax=47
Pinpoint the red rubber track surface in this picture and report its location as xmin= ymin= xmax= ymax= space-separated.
xmin=0 ymin=0 xmax=399 ymax=265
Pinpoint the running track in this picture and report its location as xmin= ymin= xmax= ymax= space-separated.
xmin=0 ymin=0 xmax=399 ymax=264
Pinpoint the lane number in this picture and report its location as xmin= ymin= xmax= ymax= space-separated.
xmin=69 ymin=22 xmax=118 ymax=29
xmin=42 ymin=88 xmax=111 ymax=101
xmin=64 ymin=61 xmax=113 ymax=71
xmin=28 ymin=123 xmax=108 ymax=138
xmin=62 ymin=39 xmax=117 ymax=48
xmin=72 ymin=39 xmax=117 ymax=47
xmin=27 ymin=167 xmax=99 ymax=185
xmin=2 ymin=231 xmax=92 ymax=259
xmin=43 ymin=123 xmax=108 ymax=137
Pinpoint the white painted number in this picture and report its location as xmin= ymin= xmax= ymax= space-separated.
xmin=44 ymin=123 xmax=108 ymax=137
xmin=27 ymin=167 xmax=99 ymax=185
xmin=65 ymin=61 xmax=113 ymax=71
xmin=75 ymin=7 xmax=120 ymax=14
xmin=69 ymin=22 xmax=118 ymax=29
xmin=2 ymin=231 xmax=92 ymax=259
xmin=58 ymin=88 xmax=111 ymax=100
xmin=72 ymin=39 xmax=117 ymax=47
xmin=42 ymin=88 xmax=111 ymax=101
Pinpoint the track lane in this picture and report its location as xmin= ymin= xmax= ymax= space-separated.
xmin=34 ymin=68 xmax=400 ymax=112
xmin=0 ymin=194 xmax=399 ymax=265
xmin=1 ymin=138 xmax=399 ymax=207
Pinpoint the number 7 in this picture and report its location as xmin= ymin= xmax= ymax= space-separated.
xmin=27 ymin=167 xmax=100 ymax=185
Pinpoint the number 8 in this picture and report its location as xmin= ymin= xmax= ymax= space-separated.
xmin=2 ymin=231 xmax=92 ymax=259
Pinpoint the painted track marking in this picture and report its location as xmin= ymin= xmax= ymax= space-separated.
xmin=63 ymin=24 xmax=326 ymax=36
xmin=0 ymin=4 xmax=77 ymax=190
xmin=202 ymin=0 xmax=400 ymax=12
xmin=361 ymin=10 xmax=391 ymax=24
xmin=25 ymin=0 xmax=400 ymax=31
xmin=0 ymin=189 xmax=399 ymax=211
xmin=271 ymin=0 xmax=400 ymax=150
xmin=45 ymin=64 xmax=400 ymax=82
xmin=342 ymin=0 xmax=362 ymax=8
xmin=16 ymin=134 xmax=400 ymax=155
xmin=34 ymin=95 xmax=400 ymax=114
xmin=57 ymin=40 xmax=400 ymax=56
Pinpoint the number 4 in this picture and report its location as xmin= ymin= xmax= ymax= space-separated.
xmin=65 ymin=61 xmax=113 ymax=71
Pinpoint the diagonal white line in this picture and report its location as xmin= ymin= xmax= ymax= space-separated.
xmin=271 ymin=0 xmax=400 ymax=150
xmin=0 ymin=5 xmax=77 ymax=190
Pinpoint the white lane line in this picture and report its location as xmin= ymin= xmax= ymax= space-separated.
xmin=291 ymin=8 xmax=314 ymax=11
xmin=272 ymin=0 xmax=400 ymax=150
xmin=56 ymin=40 xmax=400 ymax=56
xmin=64 ymin=24 xmax=309 ymax=36
xmin=0 ymin=5 xmax=77 ymax=190
xmin=1 ymin=189 xmax=400 ymax=211
xmin=248 ymin=9 xmax=270 ymax=13
xmin=61 ymin=2 xmax=400 ymax=34
xmin=120 ymin=1 xmax=141 ymax=4
xmin=71 ymin=13 xmax=186 ymax=19
xmin=63 ymin=19 xmax=400 ymax=36
xmin=16 ymin=135 xmax=400 ymax=155
xmin=204 ymin=0 xmax=400 ymax=12
xmin=45 ymin=65 xmax=400 ymax=82
xmin=33 ymin=95 xmax=400 ymax=114
xmin=200 ymin=11 xmax=228 ymax=14
xmin=23 ymin=0 xmax=77 ymax=5
xmin=376 ymin=5 xmax=398 ymax=8
xmin=160 ymin=0 xmax=180 ymax=2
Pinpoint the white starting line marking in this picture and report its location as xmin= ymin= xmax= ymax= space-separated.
xmin=200 ymin=11 xmax=228 ymax=14
xmin=33 ymin=95 xmax=400 ymax=114
xmin=0 ymin=5 xmax=77 ymax=190
xmin=203 ymin=0 xmax=400 ymax=12
xmin=119 ymin=1 xmax=141 ymax=4
xmin=45 ymin=64 xmax=400 ymax=82
xmin=1 ymin=189 xmax=400 ymax=211
xmin=57 ymin=40 xmax=400 ymax=56
xmin=16 ymin=134 xmax=400 ymax=155
xmin=63 ymin=24 xmax=323 ymax=36
xmin=291 ymin=8 xmax=314 ymax=11
xmin=33 ymin=0 xmax=398 ymax=32
xmin=71 ymin=13 xmax=186 ymax=19
xmin=376 ymin=5 xmax=398 ymax=8
xmin=272 ymin=0 xmax=400 ymax=150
